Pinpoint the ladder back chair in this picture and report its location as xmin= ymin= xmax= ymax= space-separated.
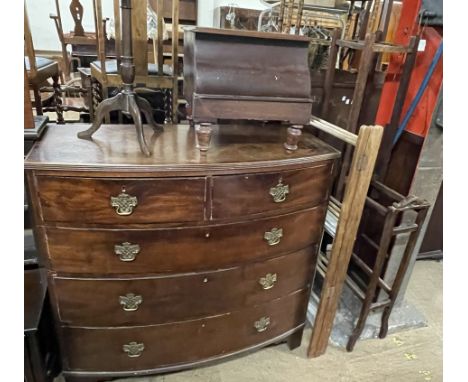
xmin=24 ymin=2 xmax=64 ymax=123
xmin=92 ymin=0 xmax=179 ymax=122
xmin=50 ymin=0 xmax=100 ymax=80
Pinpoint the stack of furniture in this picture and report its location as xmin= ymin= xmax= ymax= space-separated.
xmin=25 ymin=123 xmax=339 ymax=381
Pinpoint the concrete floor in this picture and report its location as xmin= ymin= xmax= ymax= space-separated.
xmin=58 ymin=261 xmax=443 ymax=382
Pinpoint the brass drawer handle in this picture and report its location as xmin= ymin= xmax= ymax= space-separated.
xmin=123 ymin=341 xmax=144 ymax=358
xmin=269 ymin=179 xmax=289 ymax=203
xmin=114 ymin=242 xmax=140 ymax=262
xmin=254 ymin=317 xmax=270 ymax=333
xmin=259 ymin=273 xmax=277 ymax=290
xmin=264 ymin=228 xmax=283 ymax=246
xmin=119 ymin=293 xmax=143 ymax=312
xmin=110 ymin=189 xmax=138 ymax=216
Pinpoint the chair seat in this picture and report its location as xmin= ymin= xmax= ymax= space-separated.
xmin=24 ymin=57 xmax=56 ymax=71
xmin=92 ymin=59 xmax=173 ymax=76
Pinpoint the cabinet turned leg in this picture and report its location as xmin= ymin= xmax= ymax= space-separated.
xmin=287 ymin=328 xmax=304 ymax=350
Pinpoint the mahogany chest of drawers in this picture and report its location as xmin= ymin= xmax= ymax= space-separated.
xmin=25 ymin=123 xmax=339 ymax=381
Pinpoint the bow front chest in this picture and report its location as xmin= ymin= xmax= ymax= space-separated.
xmin=25 ymin=123 xmax=339 ymax=381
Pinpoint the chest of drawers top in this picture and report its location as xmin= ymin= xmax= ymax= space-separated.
xmin=24 ymin=123 xmax=339 ymax=176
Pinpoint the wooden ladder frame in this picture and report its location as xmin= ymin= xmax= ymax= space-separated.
xmin=307 ymin=115 xmax=384 ymax=358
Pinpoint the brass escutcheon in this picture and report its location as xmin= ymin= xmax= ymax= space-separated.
xmin=259 ymin=273 xmax=277 ymax=290
xmin=110 ymin=190 xmax=138 ymax=216
xmin=264 ymin=228 xmax=283 ymax=246
xmin=123 ymin=341 xmax=144 ymax=358
xmin=269 ymin=180 xmax=289 ymax=203
xmin=254 ymin=317 xmax=270 ymax=332
xmin=114 ymin=242 xmax=140 ymax=262
xmin=119 ymin=293 xmax=143 ymax=312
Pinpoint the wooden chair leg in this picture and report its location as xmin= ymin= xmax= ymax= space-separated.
xmin=101 ymin=86 xmax=111 ymax=124
xmin=52 ymin=74 xmax=64 ymax=124
xmin=32 ymin=85 xmax=43 ymax=115
xmin=163 ymin=88 xmax=171 ymax=124
xmin=172 ymin=78 xmax=178 ymax=123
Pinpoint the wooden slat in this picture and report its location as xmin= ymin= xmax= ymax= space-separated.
xmin=350 ymin=253 xmax=392 ymax=295
xmin=310 ymin=115 xmax=358 ymax=146
xmin=113 ymin=0 xmax=121 ymax=63
xmin=353 ymin=253 xmax=391 ymax=293
xmin=171 ymin=0 xmax=180 ymax=122
xmin=370 ymin=299 xmax=391 ymax=310
xmin=393 ymin=224 xmax=418 ymax=235
xmin=371 ymin=179 xmax=405 ymax=201
xmin=373 ymin=42 xmax=412 ymax=53
xmin=343 ymin=275 xmax=366 ymax=300
xmin=365 ymin=196 xmax=388 ymax=216
xmin=335 ymin=32 xmax=379 ymax=199
xmin=320 ymin=29 xmax=341 ymax=119
xmin=307 ymin=124 xmax=383 ymax=358
xmin=336 ymin=40 xmax=410 ymax=53
xmin=286 ymin=0 xmax=294 ymax=34
xmin=24 ymin=67 xmax=34 ymax=129
xmin=320 ymin=253 xmax=366 ymax=301
xmin=278 ymin=0 xmax=286 ymax=32
xmin=24 ymin=3 xmax=36 ymax=76
xmin=336 ymin=39 xmax=365 ymax=50
xmin=132 ymin=0 xmax=147 ymax=77
xmin=156 ymin=0 xmax=164 ymax=76
xmin=361 ymin=234 xmax=380 ymax=251
xmin=94 ymin=0 xmax=107 ymax=79
xmin=295 ymin=0 xmax=304 ymax=35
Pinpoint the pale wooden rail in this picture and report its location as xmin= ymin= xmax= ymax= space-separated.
xmin=307 ymin=116 xmax=383 ymax=358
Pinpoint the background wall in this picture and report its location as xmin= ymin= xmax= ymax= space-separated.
xmin=25 ymin=0 xmax=270 ymax=51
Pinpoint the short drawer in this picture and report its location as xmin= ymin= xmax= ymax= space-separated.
xmin=46 ymin=205 xmax=326 ymax=274
xmin=61 ymin=289 xmax=308 ymax=372
xmin=35 ymin=176 xmax=206 ymax=224
xmin=53 ymin=246 xmax=317 ymax=326
xmin=211 ymin=161 xmax=333 ymax=219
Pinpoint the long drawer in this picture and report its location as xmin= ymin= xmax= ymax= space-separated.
xmin=61 ymin=289 xmax=308 ymax=372
xmin=53 ymin=246 xmax=317 ymax=327
xmin=45 ymin=205 xmax=326 ymax=274
xmin=211 ymin=161 xmax=333 ymax=219
xmin=35 ymin=176 xmax=206 ymax=224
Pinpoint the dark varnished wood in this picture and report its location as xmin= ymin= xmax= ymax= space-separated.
xmin=61 ymin=289 xmax=308 ymax=373
xmin=24 ymin=124 xmax=340 ymax=175
xmin=24 ymin=269 xmax=60 ymax=382
xmin=184 ymin=28 xmax=312 ymax=124
xmin=36 ymin=176 xmax=206 ymax=224
xmin=24 ymin=269 xmax=48 ymax=332
xmin=45 ymin=206 xmax=326 ymax=274
xmin=212 ymin=162 xmax=333 ymax=219
xmin=53 ymin=247 xmax=317 ymax=327
xmin=25 ymin=123 xmax=337 ymax=376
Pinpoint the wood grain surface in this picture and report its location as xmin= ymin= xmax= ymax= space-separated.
xmin=53 ymin=246 xmax=317 ymax=327
xmin=45 ymin=206 xmax=326 ymax=274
